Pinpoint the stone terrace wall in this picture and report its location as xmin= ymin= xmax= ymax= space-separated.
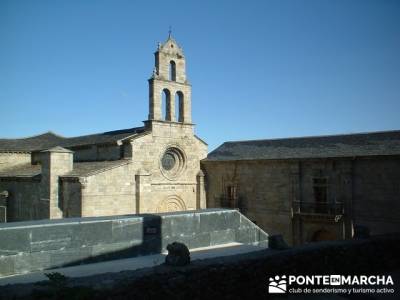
xmin=0 ymin=209 xmax=268 ymax=277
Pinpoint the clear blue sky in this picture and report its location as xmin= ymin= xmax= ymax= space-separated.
xmin=1 ymin=0 xmax=399 ymax=151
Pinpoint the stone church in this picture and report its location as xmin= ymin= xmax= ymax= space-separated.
xmin=1 ymin=34 xmax=399 ymax=247
xmin=0 ymin=35 xmax=207 ymax=222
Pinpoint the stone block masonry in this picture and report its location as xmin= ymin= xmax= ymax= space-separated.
xmin=0 ymin=34 xmax=207 ymax=221
xmin=0 ymin=209 xmax=268 ymax=277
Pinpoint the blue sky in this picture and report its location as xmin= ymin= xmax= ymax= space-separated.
xmin=1 ymin=0 xmax=399 ymax=151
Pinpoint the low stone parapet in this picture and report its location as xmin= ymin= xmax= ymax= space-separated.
xmin=0 ymin=208 xmax=268 ymax=277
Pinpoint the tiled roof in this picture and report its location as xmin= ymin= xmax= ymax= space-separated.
xmin=62 ymin=160 xmax=131 ymax=177
xmin=0 ymin=160 xmax=130 ymax=178
xmin=41 ymin=146 xmax=73 ymax=153
xmin=206 ymin=130 xmax=400 ymax=161
xmin=0 ymin=132 xmax=65 ymax=152
xmin=0 ymin=127 xmax=147 ymax=152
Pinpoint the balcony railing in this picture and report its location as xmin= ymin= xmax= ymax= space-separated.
xmin=292 ymin=201 xmax=344 ymax=216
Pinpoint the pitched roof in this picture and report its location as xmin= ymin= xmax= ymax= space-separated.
xmin=0 ymin=127 xmax=147 ymax=152
xmin=62 ymin=160 xmax=131 ymax=177
xmin=41 ymin=146 xmax=73 ymax=153
xmin=206 ymin=130 xmax=400 ymax=161
xmin=0 ymin=160 xmax=130 ymax=178
xmin=0 ymin=132 xmax=65 ymax=152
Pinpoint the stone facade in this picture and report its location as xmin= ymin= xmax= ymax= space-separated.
xmin=0 ymin=153 xmax=31 ymax=171
xmin=202 ymin=133 xmax=400 ymax=245
xmin=0 ymin=179 xmax=43 ymax=222
xmin=0 ymin=35 xmax=207 ymax=222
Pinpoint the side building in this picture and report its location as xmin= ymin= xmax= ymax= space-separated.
xmin=202 ymin=131 xmax=400 ymax=245
xmin=0 ymin=35 xmax=207 ymax=222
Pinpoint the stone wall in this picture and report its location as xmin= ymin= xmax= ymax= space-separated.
xmin=97 ymin=145 xmax=121 ymax=161
xmin=0 ymin=153 xmax=31 ymax=171
xmin=0 ymin=36 xmax=207 ymax=222
xmin=0 ymin=209 xmax=268 ymax=277
xmin=149 ymin=37 xmax=191 ymax=123
xmin=40 ymin=149 xmax=73 ymax=219
xmin=69 ymin=120 xmax=207 ymax=218
xmin=69 ymin=145 xmax=121 ymax=162
xmin=203 ymin=160 xmax=294 ymax=243
xmin=81 ymin=163 xmax=135 ymax=217
xmin=0 ymin=179 xmax=45 ymax=222
xmin=0 ymin=121 xmax=207 ymax=221
xmin=202 ymin=156 xmax=400 ymax=246
xmin=0 ymin=149 xmax=74 ymax=222
xmin=353 ymin=157 xmax=400 ymax=235
xmin=149 ymin=80 xmax=192 ymax=123
xmin=60 ymin=180 xmax=81 ymax=217
xmin=155 ymin=40 xmax=187 ymax=83
xmin=130 ymin=121 xmax=207 ymax=214
xmin=69 ymin=145 xmax=96 ymax=162
xmin=293 ymin=159 xmax=350 ymax=244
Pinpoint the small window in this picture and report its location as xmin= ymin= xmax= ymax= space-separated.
xmin=169 ymin=61 xmax=176 ymax=81
xmin=175 ymin=91 xmax=184 ymax=122
xmin=224 ymin=185 xmax=237 ymax=208
xmin=162 ymin=89 xmax=171 ymax=120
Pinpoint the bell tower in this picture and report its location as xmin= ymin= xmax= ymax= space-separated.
xmin=148 ymin=34 xmax=192 ymax=124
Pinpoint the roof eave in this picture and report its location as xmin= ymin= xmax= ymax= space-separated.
xmin=202 ymin=153 xmax=400 ymax=163
xmin=0 ymin=150 xmax=32 ymax=154
xmin=60 ymin=160 xmax=132 ymax=179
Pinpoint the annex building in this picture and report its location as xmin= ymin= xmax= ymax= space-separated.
xmin=0 ymin=35 xmax=207 ymax=222
xmin=203 ymin=131 xmax=400 ymax=245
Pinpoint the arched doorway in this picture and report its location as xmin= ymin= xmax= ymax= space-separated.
xmin=156 ymin=195 xmax=186 ymax=213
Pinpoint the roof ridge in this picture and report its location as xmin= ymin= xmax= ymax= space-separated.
xmin=0 ymin=127 xmax=146 ymax=141
xmin=224 ymin=129 xmax=400 ymax=144
xmin=0 ymin=131 xmax=65 ymax=140
xmin=65 ymin=126 xmax=145 ymax=139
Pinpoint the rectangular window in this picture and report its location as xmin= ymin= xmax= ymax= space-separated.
xmin=313 ymin=178 xmax=328 ymax=213
xmin=224 ymin=185 xmax=237 ymax=208
xmin=227 ymin=186 xmax=236 ymax=201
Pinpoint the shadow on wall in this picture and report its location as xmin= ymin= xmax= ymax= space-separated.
xmin=0 ymin=209 xmax=269 ymax=277
xmin=57 ymin=214 xmax=162 ymax=268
